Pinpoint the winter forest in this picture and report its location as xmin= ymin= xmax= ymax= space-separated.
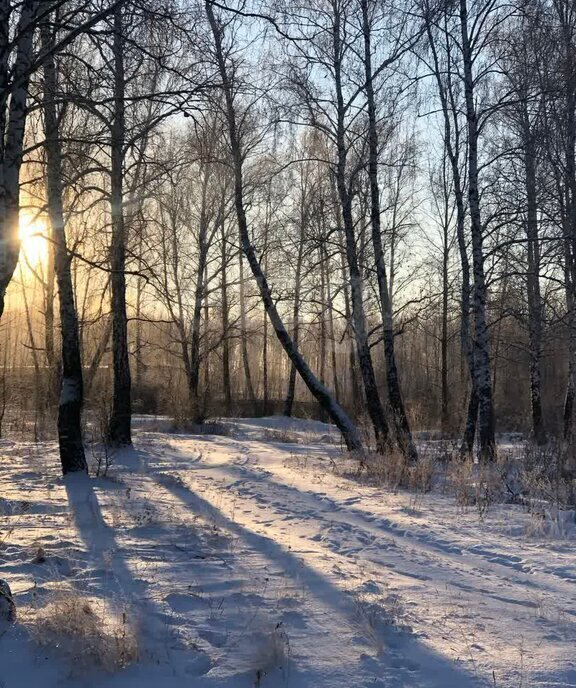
xmin=0 ymin=1 xmax=575 ymax=687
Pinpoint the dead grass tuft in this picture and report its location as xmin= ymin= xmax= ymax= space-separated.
xmin=26 ymin=592 xmax=138 ymax=672
xmin=362 ymin=449 xmax=436 ymax=493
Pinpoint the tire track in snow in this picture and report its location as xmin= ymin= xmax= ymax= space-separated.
xmin=157 ymin=433 xmax=576 ymax=687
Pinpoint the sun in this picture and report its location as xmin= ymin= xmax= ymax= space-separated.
xmin=19 ymin=211 xmax=48 ymax=266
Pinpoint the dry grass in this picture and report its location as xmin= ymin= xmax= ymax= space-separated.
xmin=362 ymin=449 xmax=436 ymax=494
xmin=252 ymin=622 xmax=291 ymax=687
xmin=448 ymin=456 xmax=504 ymax=518
xmin=521 ymin=442 xmax=576 ymax=510
xmin=363 ymin=449 xmax=409 ymax=490
xmin=262 ymin=427 xmax=301 ymax=444
xmin=26 ymin=592 xmax=139 ymax=672
xmin=350 ymin=587 xmax=410 ymax=655
xmin=170 ymin=417 xmax=231 ymax=436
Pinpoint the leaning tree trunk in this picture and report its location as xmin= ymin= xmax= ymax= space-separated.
xmin=206 ymin=1 xmax=362 ymax=452
xmin=361 ymin=0 xmax=416 ymax=460
xmin=41 ymin=18 xmax=88 ymax=474
xmin=108 ymin=6 xmax=131 ymax=446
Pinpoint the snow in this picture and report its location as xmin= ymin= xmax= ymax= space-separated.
xmin=0 ymin=418 xmax=575 ymax=687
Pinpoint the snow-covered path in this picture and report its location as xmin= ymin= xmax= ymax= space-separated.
xmin=145 ymin=425 xmax=576 ymax=688
xmin=1 ymin=418 xmax=575 ymax=687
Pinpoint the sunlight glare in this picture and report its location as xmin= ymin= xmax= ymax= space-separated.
xmin=19 ymin=212 xmax=48 ymax=266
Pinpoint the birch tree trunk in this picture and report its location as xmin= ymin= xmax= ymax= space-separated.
xmin=0 ymin=0 xmax=37 ymax=317
xmin=360 ymin=0 xmax=416 ymax=460
xmin=329 ymin=3 xmax=389 ymax=453
xmin=108 ymin=6 xmax=132 ymax=446
xmin=324 ymin=242 xmax=341 ymax=403
xmin=460 ymin=0 xmax=495 ymax=461
xmin=41 ymin=18 xmax=88 ymax=474
xmin=335 ymin=197 xmax=362 ymax=407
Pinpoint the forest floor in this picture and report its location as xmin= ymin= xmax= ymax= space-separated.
xmin=0 ymin=416 xmax=575 ymax=688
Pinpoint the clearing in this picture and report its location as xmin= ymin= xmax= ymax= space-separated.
xmin=0 ymin=417 xmax=574 ymax=687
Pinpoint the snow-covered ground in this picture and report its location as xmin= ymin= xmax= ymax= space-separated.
xmin=0 ymin=417 xmax=575 ymax=687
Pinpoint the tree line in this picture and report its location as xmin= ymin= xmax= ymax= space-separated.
xmin=2 ymin=0 xmax=576 ymax=474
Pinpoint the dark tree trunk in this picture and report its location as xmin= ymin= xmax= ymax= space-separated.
xmin=562 ymin=12 xmax=576 ymax=442
xmin=220 ymin=218 xmax=232 ymax=412
xmin=238 ymin=249 xmax=257 ymax=403
xmin=319 ymin=248 xmax=327 ymax=386
xmin=188 ymin=228 xmax=208 ymax=420
xmin=520 ymin=110 xmax=546 ymax=445
xmin=41 ymin=18 xmax=87 ymax=474
xmin=441 ymin=213 xmax=450 ymax=437
xmin=202 ymin=264 xmax=211 ymax=417
xmin=324 ymin=244 xmax=341 ymax=404
xmin=262 ymin=223 xmax=270 ymax=413
xmin=108 ymin=6 xmax=132 ymax=446
xmin=284 ymin=204 xmax=304 ymax=417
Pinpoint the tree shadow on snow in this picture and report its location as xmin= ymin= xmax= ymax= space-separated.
xmin=154 ymin=470 xmax=485 ymax=688
xmin=63 ymin=471 xmax=211 ymax=676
